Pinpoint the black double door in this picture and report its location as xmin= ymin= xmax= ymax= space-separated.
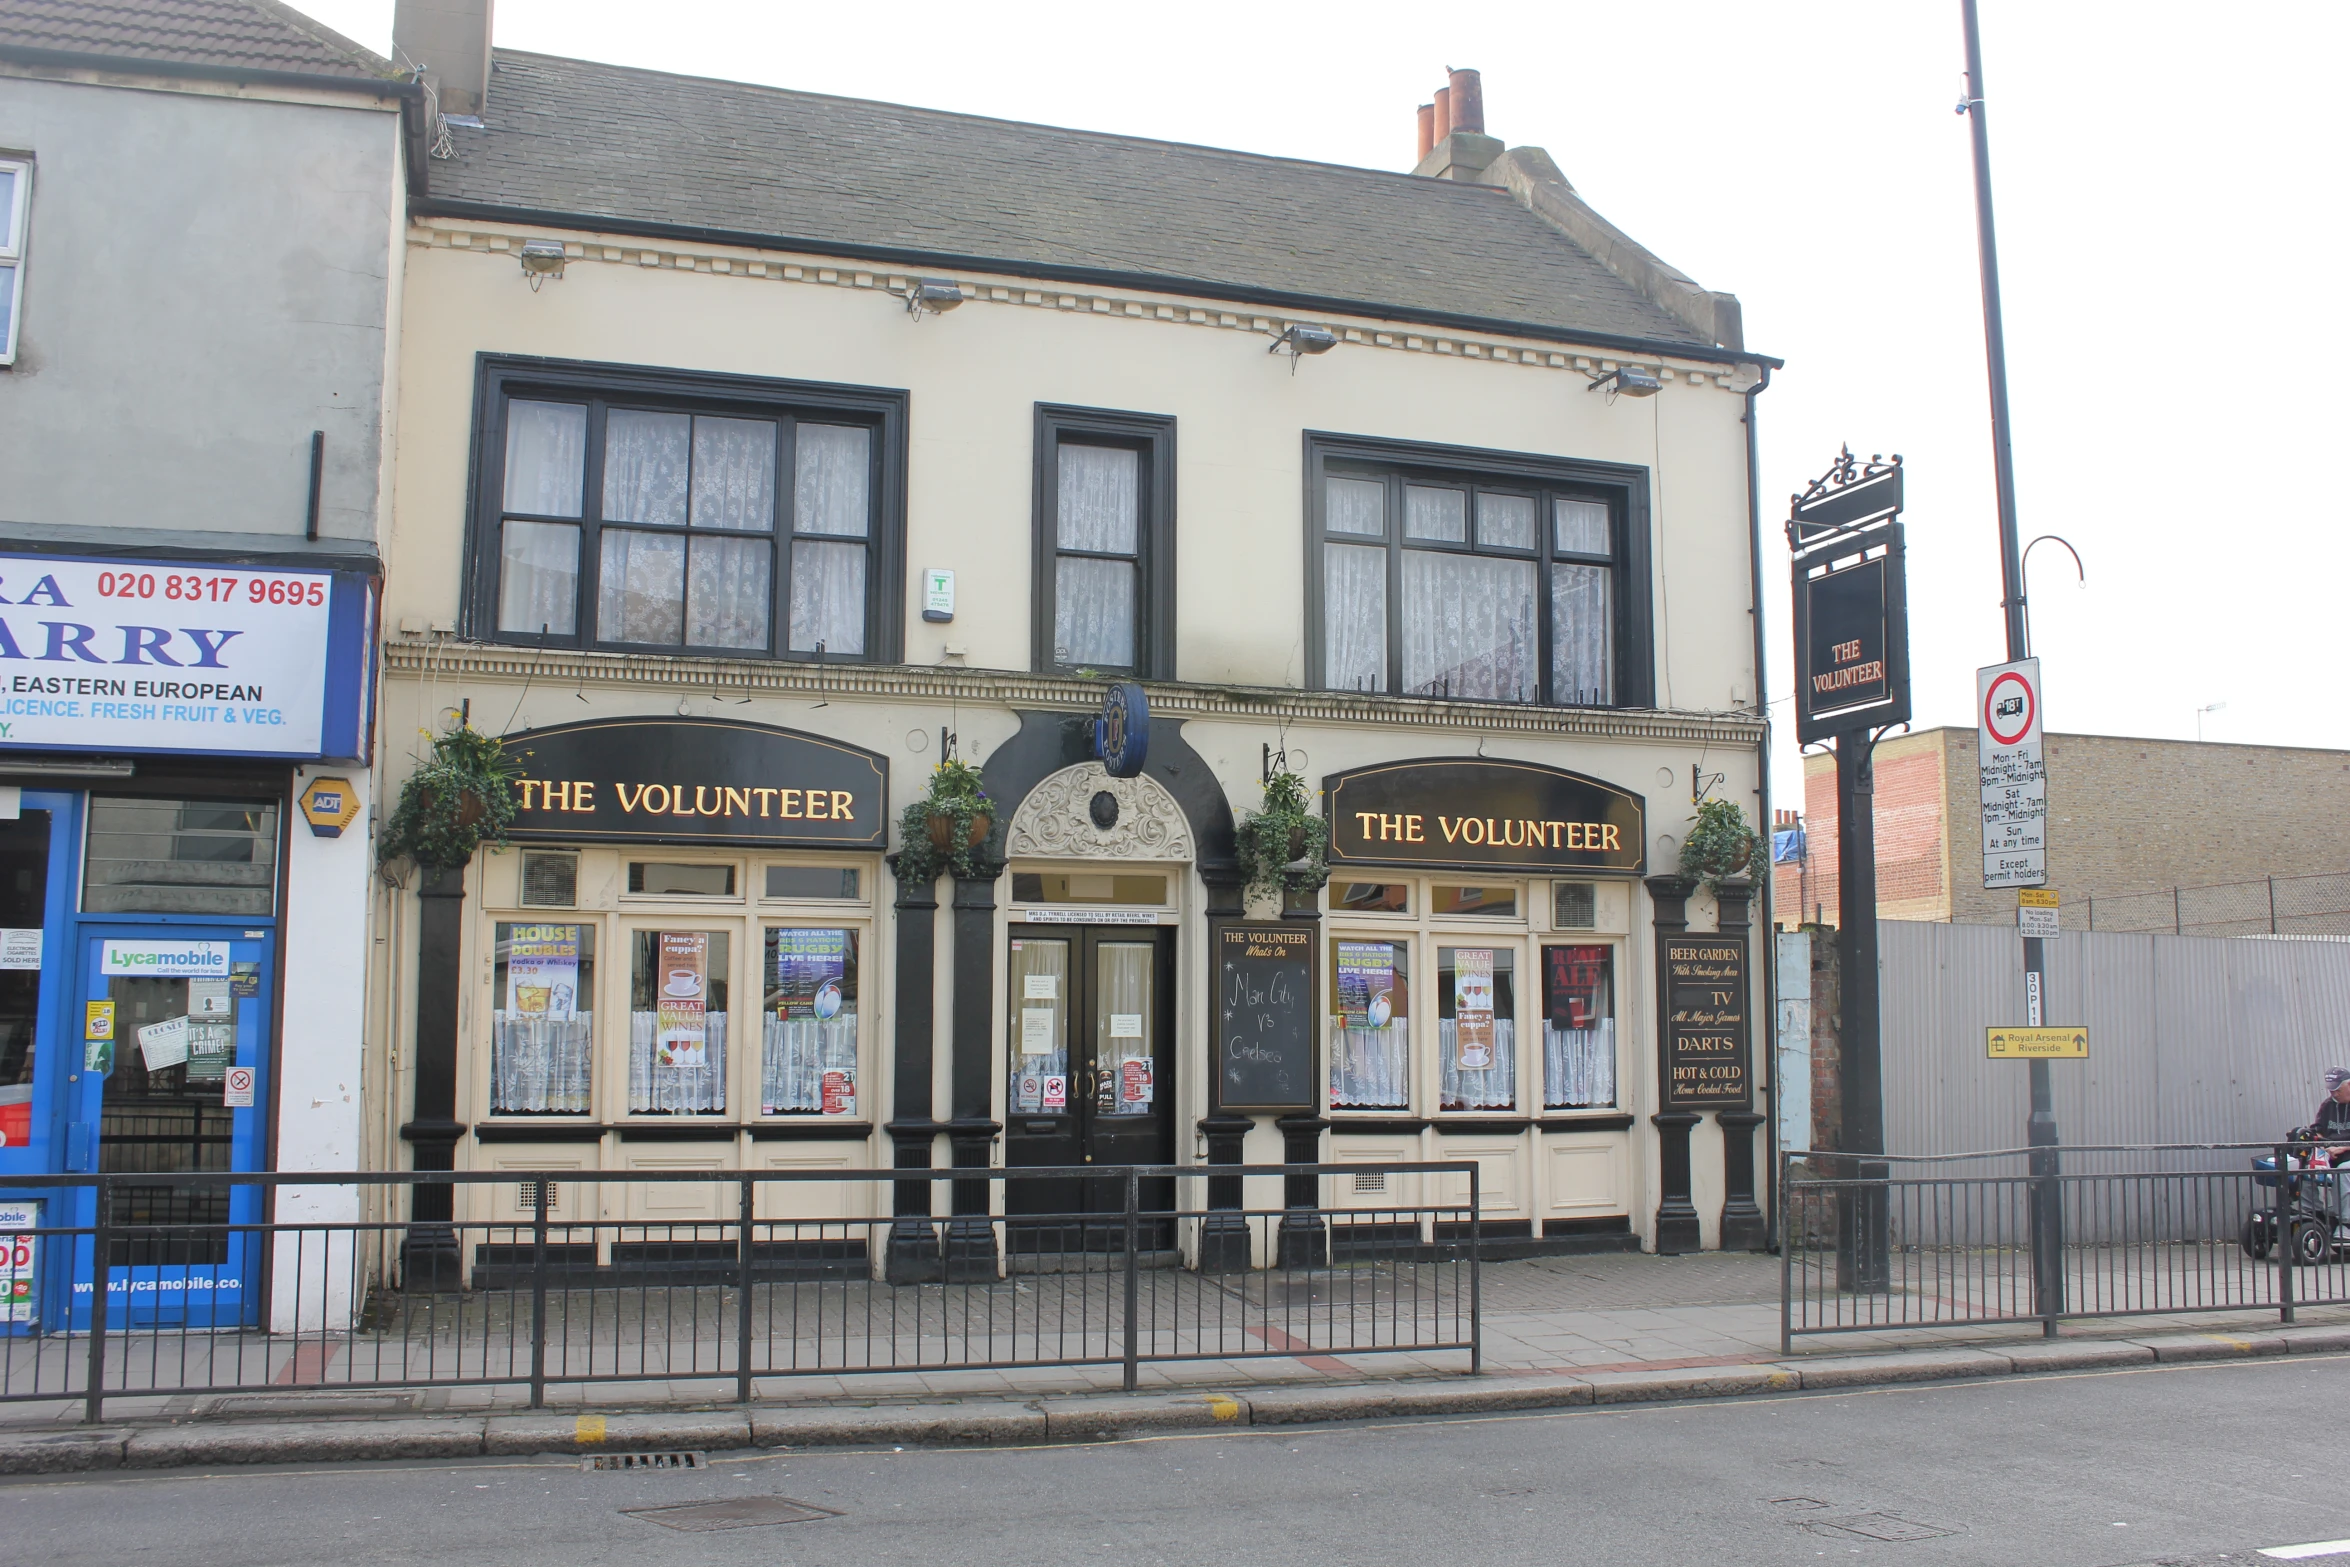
xmin=1003 ymin=925 xmax=1175 ymax=1251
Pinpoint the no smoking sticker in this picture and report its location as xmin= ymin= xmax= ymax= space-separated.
xmin=223 ymin=1067 xmax=255 ymax=1109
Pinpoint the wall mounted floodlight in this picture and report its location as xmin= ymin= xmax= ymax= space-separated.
xmin=1268 ymin=324 xmax=1340 ymax=373
xmin=904 ymin=279 xmax=965 ymax=319
xmin=519 ymin=239 xmax=568 ymax=290
xmin=1586 ymin=366 xmax=1662 ymax=398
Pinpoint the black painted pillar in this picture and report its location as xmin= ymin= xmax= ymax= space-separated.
xmin=399 ymin=864 xmax=468 ymax=1288
xmin=1647 ymin=873 xmax=1702 ymax=1255
xmin=1196 ymin=866 xmax=1253 ymax=1272
xmin=944 ymin=868 xmax=1004 ymax=1282
xmin=884 ymin=858 xmax=943 ymax=1283
xmin=1274 ymin=892 xmax=1328 ymax=1268
xmin=1713 ymin=877 xmax=1768 ymax=1252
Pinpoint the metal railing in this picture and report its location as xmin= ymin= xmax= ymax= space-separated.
xmin=0 ymin=1162 xmax=1480 ymax=1422
xmin=1781 ymin=1143 xmax=2350 ymax=1349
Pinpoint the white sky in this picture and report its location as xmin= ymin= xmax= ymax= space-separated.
xmin=303 ymin=0 xmax=2349 ymax=807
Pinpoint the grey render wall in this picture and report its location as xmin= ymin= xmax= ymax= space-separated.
xmin=1873 ymin=918 xmax=2350 ymax=1163
xmin=0 ymin=74 xmax=400 ymax=551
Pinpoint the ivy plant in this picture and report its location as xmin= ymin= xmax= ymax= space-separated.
xmin=378 ymin=725 xmax=521 ymax=872
xmin=893 ymin=757 xmax=999 ymax=883
xmin=1236 ymin=770 xmax=1329 ymax=903
xmin=1678 ymin=797 xmax=1761 ymax=894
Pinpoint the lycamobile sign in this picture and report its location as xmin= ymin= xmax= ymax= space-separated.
xmin=102 ymin=941 xmax=230 ymax=977
xmin=0 ymin=555 xmax=374 ymax=760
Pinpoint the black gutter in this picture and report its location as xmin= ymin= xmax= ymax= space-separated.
xmin=0 ymin=43 xmax=422 ymax=102
xmin=410 ymin=196 xmax=1785 ymax=371
xmin=1742 ymin=361 xmax=1780 ymax=1249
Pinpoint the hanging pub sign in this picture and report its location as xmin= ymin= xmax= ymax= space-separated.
xmin=501 ymin=717 xmax=887 ymax=850
xmin=1661 ymin=931 xmax=1749 ymax=1108
xmin=1788 ymin=447 xmax=1912 ymax=745
xmin=1092 ymin=682 xmax=1149 ymax=779
xmin=1323 ymin=758 xmax=1645 ymax=876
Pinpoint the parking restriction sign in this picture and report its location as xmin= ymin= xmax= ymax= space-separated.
xmin=1979 ymin=658 xmax=2047 ymax=889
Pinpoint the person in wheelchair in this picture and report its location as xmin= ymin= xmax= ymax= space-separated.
xmin=2315 ymin=1067 xmax=2350 ymax=1155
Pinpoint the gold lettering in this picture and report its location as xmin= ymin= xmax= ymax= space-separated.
xmin=832 ymin=790 xmax=855 ymax=820
xmin=779 ymin=789 xmax=802 ymax=819
xmin=1602 ymin=823 xmax=1621 ymax=851
xmin=616 ymin=782 xmax=648 ymax=813
xmin=1438 ymin=816 xmax=1463 ymax=843
xmin=723 ymin=786 xmax=750 ymax=817
xmin=1377 ymin=813 xmax=1402 ymax=842
xmin=1404 ymin=814 xmax=1424 ymax=842
xmin=754 ymin=787 xmax=777 ymax=817
xmin=1564 ymin=821 xmax=1583 ymax=850
xmin=695 ymin=786 xmax=721 ymax=816
xmin=671 ymin=786 xmax=697 ymax=816
xmin=807 ymin=790 xmax=830 ymax=820
xmin=1355 ymin=811 xmax=1378 ymax=840
xmin=516 ymin=779 xmax=541 ymax=811
xmin=574 ymin=781 xmax=595 ymax=812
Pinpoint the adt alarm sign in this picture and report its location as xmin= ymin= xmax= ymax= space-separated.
xmin=1979 ymin=658 xmax=2047 ymax=888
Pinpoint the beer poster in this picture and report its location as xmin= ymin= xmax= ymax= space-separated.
xmin=1452 ymin=948 xmax=1495 ymax=1071
xmin=507 ymin=925 xmax=581 ymax=1020
xmin=655 ymin=931 xmax=709 ymax=1069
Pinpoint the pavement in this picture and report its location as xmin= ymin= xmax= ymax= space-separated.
xmin=5 ymin=1249 xmax=2345 ymax=1475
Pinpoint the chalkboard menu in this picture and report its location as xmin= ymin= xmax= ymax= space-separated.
xmin=1214 ymin=924 xmax=1316 ymax=1113
xmin=1662 ymin=932 xmax=1749 ymax=1108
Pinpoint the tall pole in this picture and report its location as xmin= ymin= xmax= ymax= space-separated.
xmin=1961 ymin=0 xmax=2062 ymax=1331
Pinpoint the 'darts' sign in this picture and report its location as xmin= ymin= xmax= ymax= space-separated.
xmin=502 ymin=718 xmax=887 ymax=849
xmin=1662 ymin=932 xmax=1749 ymax=1108
xmin=0 ymin=555 xmax=372 ymax=760
xmin=1323 ymin=759 xmax=1645 ymax=876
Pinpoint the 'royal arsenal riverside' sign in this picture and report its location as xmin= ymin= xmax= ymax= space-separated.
xmin=1323 ymin=758 xmax=1645 ymax=876
xmin=501 ymin=718 xmax=887 ymax=850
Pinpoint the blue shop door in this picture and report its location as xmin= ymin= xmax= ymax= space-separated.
xmin=68 ymin=931 xmax=272 ymax=1330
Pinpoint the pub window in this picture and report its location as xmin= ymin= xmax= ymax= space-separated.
xmin=1437 ymin=944 xmax=1515 ymax=1112
xmin=1330 ymin=939 xmax=1410 ymax=1110
xmin=1011 ymin=871 xmax=1168 ymax=907
xmin=83 ymin=797 xmax=278 ymax=916
xmin=469 ymin=358 xmax=906 ymax=662
xmin=1307 ymin=434 xmax=1652 ymax=708
xmin=1033 ymin=405 xmax=1176 ymax=677
xmin=763 ymin=865 xmax=862 ymax=901
xmin=1430 ymin=884 xmax=1517 ymax=918
xmin=520 ymin=851 xmax=578 ymax=908
xmin=628 ymin=862 xmax=736 ymax=897
xmin=762 ymin=927 xmax=860 ymax=1115
xmin=1542 ymin=943 xmax=1616 ymax=1109
xmin=1332 ymin=882 xmax=1411 ymax=915
xmin=0 ymin=157 xmax=29 ymax=366
xmin=628 ymin=930 xmax=730 ymax=1115
xmin=1553 ymin=881 xmax=1598 ymax=930
xmin=491 ymin=922 xmax=596 ymax=1115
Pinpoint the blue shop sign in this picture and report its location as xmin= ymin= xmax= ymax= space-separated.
xmin=1092 ymin=683 xmax=1149 ymax=779
xmin=0 ymin=554 xmax=374 ymax=761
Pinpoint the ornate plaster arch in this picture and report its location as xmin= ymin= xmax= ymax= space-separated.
xmin=1006 ymin=761 xmax=1194 ymax=862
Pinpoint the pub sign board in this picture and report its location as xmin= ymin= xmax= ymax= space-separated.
xmin=1213 ymin=923 xmax=1316 ymax=1113
xmin=1662 ymin=931 xmax=1749 ymax=1108
xmin=502 ymin=717 xmax=888 ymax=850
xmin=1323 ymin=758 xmax=1645 ymax=877
xmin=1791 ymin=521 xmax=1911 ymax=745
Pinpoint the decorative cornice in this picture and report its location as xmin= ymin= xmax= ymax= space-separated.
xmin=406 ymin=219 xmax=1759 ymax=394
xmin=380 ymin=640 xmax=1765 ymax=747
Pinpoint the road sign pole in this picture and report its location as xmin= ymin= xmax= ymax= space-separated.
xmin=1963 ymin=0 xmax=2061 ymax=1332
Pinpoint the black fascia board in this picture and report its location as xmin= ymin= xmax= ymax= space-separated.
xmin=0 ymin=42 xmax=422 ymax=102
xmin=409 ymin=197 xmax=1783 ymax=370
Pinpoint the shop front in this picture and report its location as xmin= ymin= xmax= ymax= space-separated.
xmin=0 ymin=551 xmax=376 ymax=1330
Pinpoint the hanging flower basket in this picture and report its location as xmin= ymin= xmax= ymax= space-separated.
xmin=1678 ymin=798 xmax=1761 ymax=894
xmin=378 ymin=726 xmax=520 ymax=873
xmin=896 ymin=758 xmax=998 ymax=883
xmin=1236 ymin=771 xmax=1329 ymax=903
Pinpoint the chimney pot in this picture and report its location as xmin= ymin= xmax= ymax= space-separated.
xmin=1432 ymin=85 xmax=1452 ymax=140
xmin=1447 ymin=68 xmax=1484 ymax=135
xmin=1415 ymin=103 xmax=1435 ymax=163
xmin=394 ymin=0 xmax=496 ymax=117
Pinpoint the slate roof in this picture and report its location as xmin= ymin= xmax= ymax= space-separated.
xmin=424 ymin=50 xmax=1712 ymax=351
xmin=0 ymin=0 xmax=386 ymax=79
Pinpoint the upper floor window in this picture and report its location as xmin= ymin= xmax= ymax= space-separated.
xmin=467 ymin=358 xmax=907 ymax=663
xmin=1033 ymin=405 xmax=1176 ymax=677
xmin=1306 ymin=434 xmax=1653 ymax=708
xmin=0 ymin=158 xmax=30 ymax=366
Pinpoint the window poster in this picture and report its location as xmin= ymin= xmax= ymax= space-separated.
xmin=773 ymin=928 xmax=849 ymax=1021
xmin=819 ymin=1068 xmax=856 ymax=1116
xmin=508 ymin=924 xmax=581 ymax=1020
xmin=1452 ymin=949 xmax=1496 ymax=1071
xmin=137 ymin=1015 xmax=191 ymax=1073
xmin=1336 ymin=942 xmax=1397 ymax=1030
xmin=655 ymin=931 xmax=708 ymax=1069
xmin=1545 ymin=945 xmax=1610 ymax=1030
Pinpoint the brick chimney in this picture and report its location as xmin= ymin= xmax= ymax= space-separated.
xmin=394 ymin=0 xmax=495 ymax=117
xmin=1412 ymin=67 xmax=1501 ymax=182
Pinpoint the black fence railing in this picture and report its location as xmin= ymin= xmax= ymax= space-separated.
xmin=0 ymin=1162 xmax=1481 ymax=1422
xmin=1781 ymin=1143 xmax=2350 ymax=1349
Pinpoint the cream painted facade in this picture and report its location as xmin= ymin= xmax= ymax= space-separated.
xmin=372 ymin=178 xmax=1771 ymax=1260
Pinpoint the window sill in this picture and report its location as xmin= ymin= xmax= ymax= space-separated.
xmin=1327 ymin=1115 xmax=1428 ymax=1134
xmin=616 ymin=1121 xmax=743 ymax=1142
xmin=1539 ymin=1112 xmax=1635 ymax=1132
xmin=747 ymin=1120 xmax=875 ymax=1141
xmin=475 ymin=1122 xmax=607 ymax=1143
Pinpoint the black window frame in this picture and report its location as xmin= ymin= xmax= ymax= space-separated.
xmin=1032 ymin=404 xmax=1177 ymax=678
xmin=463 ymin=354 xmax=909 ymax=664
xmin=1303 ymin=431 xmax=1654 ymax=709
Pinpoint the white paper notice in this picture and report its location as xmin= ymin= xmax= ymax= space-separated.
xmin=1109 ymin=1013 xmax=1144 ymax=1039
xmin=1023 ymin=973 xmax=1059 ymax=1000
xmin=138 ymin=1015 xmax=191 ymax=1071
xmin=189 ymin=979 xmax=233 ymax=1017
xmin=0 ymin=930 xmax=38 ymax=971
xmin=1020 ymin=1006 xmax=1057 ymax=1055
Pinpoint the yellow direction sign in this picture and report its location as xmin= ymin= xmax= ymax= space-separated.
xmin=1987 ymin=1026 xmax=2088 ymax=1059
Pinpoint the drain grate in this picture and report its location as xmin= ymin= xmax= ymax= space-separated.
xmin=1802 ymin=1512 xmax=1958 ymax=1543
xmin=584 ymin=1451 xmax=706 ymax=1472
xmin=623 ymin=1497 xmax=841 ymax=1533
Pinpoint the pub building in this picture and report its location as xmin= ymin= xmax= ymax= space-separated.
xmin=372 ymin=9 xmax=1776 ymax=1273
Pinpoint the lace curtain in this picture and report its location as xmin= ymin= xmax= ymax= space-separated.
xmin=1007 ymin=940 xmax=1070 ymax=1113
xmin=1544 ymin=1019 xmax=1616 ymax=1109
xmin=1323 ymin=543 xmax=1387 ymax=693
xmin=761 ymin=1014 xmax=859 ymax=1114
xmin=491 ymin=1013 xmax=594 ymax=1114
xmin=1402 ymin=552 xmax=1538 ymax=702
xmin=1330 ymin=1017 xmax=1409 ymax=1108
xmin=597 ymin=529 xmax=684 ymax=644
xmin=788 ymin=425 xmax=870 ymax=655
xmin=1095 ymin=942 xmax=1153 ymax=1117
xmin=1552 ymin=564 xmax=1611 ymax=705
xmin=498 ymin=521 xmax=578 ymax=635
xmin=498 ymin=400 xmax=587 ymax=636
xmin=627 ymin=1011 xmax=730 ymax=1114
xmin=1054 ymin=444 xmax=1139 ymax=667
xmin=789 ymin=541 xmax=866 ymax=655
xmin=1438 ymin=1018 xmax=1517 ymax=1111
xmin=504 ymin=400 xmax=586 ymax=517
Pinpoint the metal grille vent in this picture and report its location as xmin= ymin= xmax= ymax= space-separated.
xmin=1352 ymin=1170 xmax=1387 ymax=1194
xmin=586 ymin=1450 xmax=704 ymax=1472
xmin=518 ymin=1182 xmax=561 ymax=1212
xmin=1554 ymin=881 xmax=1597 ymax=929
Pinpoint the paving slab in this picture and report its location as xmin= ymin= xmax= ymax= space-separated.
xmin=1578 ymin=1364 xmax=1797 ymax=1404
xmin=0 ymin=1427 xmax=129 ymax=1473
xmin=482 ymin=1409 xmax=751 ymax=1456
xmin=750 ymin=1400 xmax=1045 ymax=1448
xmin=1783 ymin=1347 xmax=2012 ymax=1388
xmin=123 ymin=1417 xmax=486 ymax=1469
